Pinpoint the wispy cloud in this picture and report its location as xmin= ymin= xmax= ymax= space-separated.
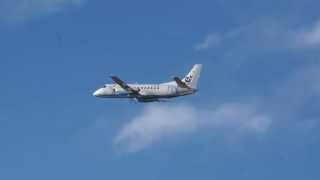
xmin=295 ymin=21 xmax=320 ymax=47
xmin=113 ymin=103 xmax=271 ymax=153
xmin=194 ymin=20 xmax=297 ymax=52
xmin=195 ymin=19 xmax=320 ymax=52
xmin=113 ymin=105 xmax=197 ymax=153
xmin=194 ymin=33 xmax=223 ymax=51
xmin=0 ymin=0 xmax=85 ymax=23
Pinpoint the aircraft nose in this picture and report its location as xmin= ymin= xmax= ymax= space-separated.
xmin=93 ymin=89 xmax=102 ymax=97
xmin=93 ymin=87 xmax=113 ymax=97
xmin=92 ymin=90 xmax=98 ymax=97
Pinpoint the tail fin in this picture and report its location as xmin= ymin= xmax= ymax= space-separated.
xmin=182 ymin=64 xmax=202 ymax=89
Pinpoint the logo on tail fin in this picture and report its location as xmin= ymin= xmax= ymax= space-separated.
xmin=182 ymin=64 xmax=202 ymax=89
xmin=185 ymin=75 xmax=193 ymax=83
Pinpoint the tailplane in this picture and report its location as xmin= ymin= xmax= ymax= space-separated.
xmin=182 ymin=64 xmax=202 ymax=89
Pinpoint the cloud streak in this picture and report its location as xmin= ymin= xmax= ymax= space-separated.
xmin=195 ymin=19 xmax=320 ymax=52
xmin=0 ymin=0 xmax=85 ymax=23
xmin=296 ymin=21 xmax=320 ymax=47
xmin=113 ymin=103 xmax=271 ymax=153
xmin=194 ymin=33 xmax=223 ymax=51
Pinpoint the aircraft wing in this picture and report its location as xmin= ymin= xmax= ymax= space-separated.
xmin=110 ymin=76 xmax=140 ymax=95
xmin=173 ymin=77 xmax=192 ymax=89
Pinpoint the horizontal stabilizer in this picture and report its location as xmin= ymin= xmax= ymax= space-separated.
xmin=173 ymin=77 xmax=192 ymax=89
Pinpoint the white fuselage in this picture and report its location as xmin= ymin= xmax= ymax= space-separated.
xmin=93 ymin=82 xmax=195 ymax=101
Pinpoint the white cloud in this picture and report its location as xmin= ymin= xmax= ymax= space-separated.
xmin=208 ymin=103 xmax=272 ymax=134
xmin=296 ymin=21 xmax=320 ymax=47
xmin=113 ymin=105 xmax=198 ymax=153
xmin=195 ymin=19 xmax=320 ymax=52
xmin=0 ymin=0 xmax=85 ymax=23
xmin=113 ymin=103 xmax=271 ymax=153
xmin=194 ymin=33 xmax=222 ymax=51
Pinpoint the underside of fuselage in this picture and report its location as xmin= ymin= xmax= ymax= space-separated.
xmin=96 ymin=90 xmax=195 ymax=102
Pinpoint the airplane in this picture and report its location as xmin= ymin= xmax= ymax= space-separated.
xmin=92 ymin=64 xmax=202 ymax=102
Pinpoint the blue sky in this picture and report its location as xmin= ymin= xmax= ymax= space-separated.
xmin=1 ymin=0 xmax=320 ymax=179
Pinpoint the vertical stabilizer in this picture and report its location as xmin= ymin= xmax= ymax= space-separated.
xmin=182 ymin=64 xmax=202 ymax=89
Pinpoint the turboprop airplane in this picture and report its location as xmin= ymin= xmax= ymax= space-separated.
xmin=92 ymin=64 xmax=202 ymax=102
